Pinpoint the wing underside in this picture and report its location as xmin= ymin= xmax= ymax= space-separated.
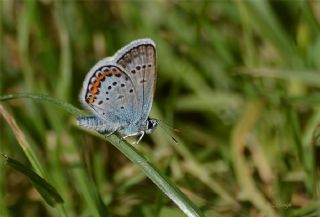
xmin=80 ymin=64 xmax=138 ymax=125
xmin=115 ymin=39 xmax=157 ymax=122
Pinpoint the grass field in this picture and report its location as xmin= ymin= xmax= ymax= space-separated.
xmin=1 ymin=1 xmax=320 ymax=217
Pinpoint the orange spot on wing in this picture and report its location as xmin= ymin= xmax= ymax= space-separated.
xmin=98 ymin=74 xmax=105 ymax=80
xmin=113 ymin=70 xmax=121 ymax=77
xmin=86 ymin=96 xmax=96 ymax=104
xmin=90 ymin=86 xmax=99 ymax=94
xmin=104 ymin=70 xmax=112 ymax=77
xmin=92 ymin=80 xmax=100 ymax=87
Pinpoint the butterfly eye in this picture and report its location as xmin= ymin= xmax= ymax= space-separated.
xmin=146 ymin=119 xmax=158 ymax=134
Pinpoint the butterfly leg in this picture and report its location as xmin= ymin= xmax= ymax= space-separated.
xmin=133 ymin=131 xmax=145 ymax=145
xmin=105 ymin=129 xmax=118 ymax=136
xmin=121 ymin=131 xmax=145 ymax=144
xmin=119 ymin=131 xmax=132 ymax=143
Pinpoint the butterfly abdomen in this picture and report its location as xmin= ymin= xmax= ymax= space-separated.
xmin=77 ymin=115 xmax=115 ymax=134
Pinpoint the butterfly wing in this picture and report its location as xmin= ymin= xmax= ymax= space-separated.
xmin=114 ymin=38 xmax=157 ymax=123
xmin=80 ymin=60 xmax=139 ymax=127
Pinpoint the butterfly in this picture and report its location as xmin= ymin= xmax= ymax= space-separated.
xmin=77 ymin=38 xmax=158 ymax=144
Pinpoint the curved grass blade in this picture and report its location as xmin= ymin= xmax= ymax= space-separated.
xmin=0 ymin=99 xmax=106 ymax=217
xmin=1 ymin=154 xmax=63 ymax=207
xmin=102 ymin=134 xmax=205 ymax=217
xmin=1 ymin=93 xmax=204 ymax=217
xmin=0 ymin=93 xmax=85 ymax=117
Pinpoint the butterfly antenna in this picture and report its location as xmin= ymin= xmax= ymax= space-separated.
xmin=158 ymin=120 xmax=179 ymax=144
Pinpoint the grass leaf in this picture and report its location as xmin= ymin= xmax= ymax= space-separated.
xmin=1 ymin=94 xmax=204 ymax=217
xmin=1 ymin=154 xmax=64 ymax=207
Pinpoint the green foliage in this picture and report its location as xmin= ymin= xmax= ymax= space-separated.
xmin=2 ymin=154 xmax=63 ymax=207
xmin=1 ymin=1 xmax=320 ymax=216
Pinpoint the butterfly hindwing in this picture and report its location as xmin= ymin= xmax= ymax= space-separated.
xmin=80 ymin=64 xmax=138 ymax=125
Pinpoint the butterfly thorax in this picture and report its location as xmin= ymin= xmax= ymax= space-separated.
xmin=117 ymin=117 xmax=158 ymax=136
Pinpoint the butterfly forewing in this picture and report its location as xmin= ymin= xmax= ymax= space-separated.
xmin=115 ymin=39 xmax=156 ymax=122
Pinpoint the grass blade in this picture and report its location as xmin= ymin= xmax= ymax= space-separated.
xmin=1 ymin=154 xmax=64 ymax=207
xmin=1 ymin=93 xmax=204 ymax=217
xmin=104 ymin=134 xmax=205 ymax=217
xmin=0 ymin=93 xmax=85 ymax=117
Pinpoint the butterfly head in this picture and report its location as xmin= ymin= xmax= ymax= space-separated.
xmin=146 ymin=118 xmax=158 ymax=134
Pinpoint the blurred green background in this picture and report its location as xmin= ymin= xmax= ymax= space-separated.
xmin=1 ymin=0 xmax=320 ymax=217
